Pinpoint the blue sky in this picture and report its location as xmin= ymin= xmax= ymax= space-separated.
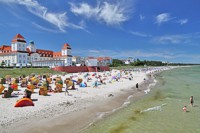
xmin=0 ymin=0 xmax=200 ymax=63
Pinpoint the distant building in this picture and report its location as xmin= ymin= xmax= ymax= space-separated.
xmin=0 ymin=34 xmax=72 ymax=67
xmin=123 ymin=57 xmax=134 ymax=65
xmin=84 ymin=57 xmax=112 ymax=66
xmin=97 ymin=57 xmax=112 ymax=66
xmin=85 ymin=57 xmax=98 ymax=66
xmin=72 ymin=56 xmax=81 ymax=66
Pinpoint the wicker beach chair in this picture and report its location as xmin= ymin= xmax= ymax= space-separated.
xmin=27 ymin=83 xmax=35 ymax=92
xmin=24 ymin=89 xmax=32 ymax=99
xmin=39 ymin=81 xmax=48 ymax=96
xmin=21 ymin=78 xmax=27 ymax=87
xmin=0 ymin=84 xmax=5 ymax=94
xmin=3 ymin=87 xmax=13 ymax=98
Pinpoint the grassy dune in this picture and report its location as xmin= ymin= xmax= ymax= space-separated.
xmin=0 ymin=68 xmax=63 ymax=78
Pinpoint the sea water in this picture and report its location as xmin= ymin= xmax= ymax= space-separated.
xmin=82 ymin=66 xmax=200 ymax=133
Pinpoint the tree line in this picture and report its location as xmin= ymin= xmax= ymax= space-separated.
xmin=109 ymin=59 xmax=199 ymax=67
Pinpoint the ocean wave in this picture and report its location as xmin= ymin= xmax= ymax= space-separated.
xmin=80 ymin=93 xmax=134 ymax=132
xmin=144 ymin=79 xmax=157 ymax=94
xmin=141 ymin=103 xmax=167 ymax=113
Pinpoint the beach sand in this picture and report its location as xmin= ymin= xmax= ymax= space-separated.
xmin=0 ymin=67 xmax=172 ymax=133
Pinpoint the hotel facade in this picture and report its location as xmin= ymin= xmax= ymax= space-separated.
xmin=0 ymin=34 xmax=72 ymax=67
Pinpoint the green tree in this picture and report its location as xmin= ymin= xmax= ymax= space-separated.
xmin=110 ymin=59 xmax=124 ymax=67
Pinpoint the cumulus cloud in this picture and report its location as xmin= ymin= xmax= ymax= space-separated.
xmin=70 ymin=1 xmax=132 ymax=25
xmin=155 ymin=13 xmax=173 ymax=25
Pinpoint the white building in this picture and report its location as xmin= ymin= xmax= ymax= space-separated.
xmin=72 ymin=56 xmax=82 ymax=66
xmin=124 ymin=57 xmax=134 ymax=65
xmin=84 ymin=57 xmax=112 ymax=66
xmin=85 ymin=57 xmax=98 ymax=66
xmin=0 ymin=34 xmax=72 ymax=67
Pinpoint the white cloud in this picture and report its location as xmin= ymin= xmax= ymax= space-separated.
xmin=0 ymin=0 xmax=68 ymax=32
xmin=153 ymin=33 xmax=200 ymax=44
xmin=73 ymin=48 xmax=200 ymax=63
xmin=70 ymin=1 xmax=132 ymax=25
xmin=154 ymin=35 xmax=185 ymax=44
xmin=73 ymin=49 xmax=172 ymax=59
xmin=88 ymin=50 xmax=100 ymax=53
xmin=32 ymin=22 xmax=61 ymax=33
xmin=155 ymin=13 xmax=173 ymax=25
xmin=130 ymin=31 xmax=152 ymax=37
xmin=177 ymin=19 xmax=188 ymax=25
xmin=70 ymin=2 xmax=100 ymax=18
xmin=139 ymin=14 xmax=145 ymax=21
xmin=0 ymin=0 xmax=90 ymax=32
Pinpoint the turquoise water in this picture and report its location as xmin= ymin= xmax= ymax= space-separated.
xmin=82 ymin=66 xmax=200 ymax=133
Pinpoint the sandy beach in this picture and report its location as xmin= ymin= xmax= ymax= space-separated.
xmin=0 ymin=67 xmax=174 ymax=133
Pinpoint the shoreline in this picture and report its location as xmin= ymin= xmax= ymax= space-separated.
xmin=79 ymin=76 xmax=156 ymax=133
xmin=0 ymin=67 xmax=174 ymax=133
xmin=13 ymin=74 xmax=154 ymax=133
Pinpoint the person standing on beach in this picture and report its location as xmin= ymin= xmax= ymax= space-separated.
xmin=136 ymin=83 xmax=138 ymax=88
xmin=65 ymin=83 xmax=69 ymax=96
xmin=190 ymin=96 xmax=194 ymax=107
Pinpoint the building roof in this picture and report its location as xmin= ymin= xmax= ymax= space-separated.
xmin=53 ymin=52 xmax=62 ymax=57
xmin=87 ymin=57 xmax=96 ymax=59
xmin=104 ymin=57 xmax=111 ymax=60
xmin=62 ymin=43 xmax=71 ymax=50
xmin=0 ymin=45 xmax=11 ymax=51
xmin=97 ymin=57 xmax=104 ymax=61
xmin=11 ymin=34 xmax=26 ymax=43
xmin=97 ymin=57 xmax=111 ymax=61
xmin=36 ymin=49 xmax=53 ymax=57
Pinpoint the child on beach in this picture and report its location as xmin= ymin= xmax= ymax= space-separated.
xmin=182 ymin=106 xmax=187 ymax=112
xmin=190 ymin=96 xmax=194 ymax=107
